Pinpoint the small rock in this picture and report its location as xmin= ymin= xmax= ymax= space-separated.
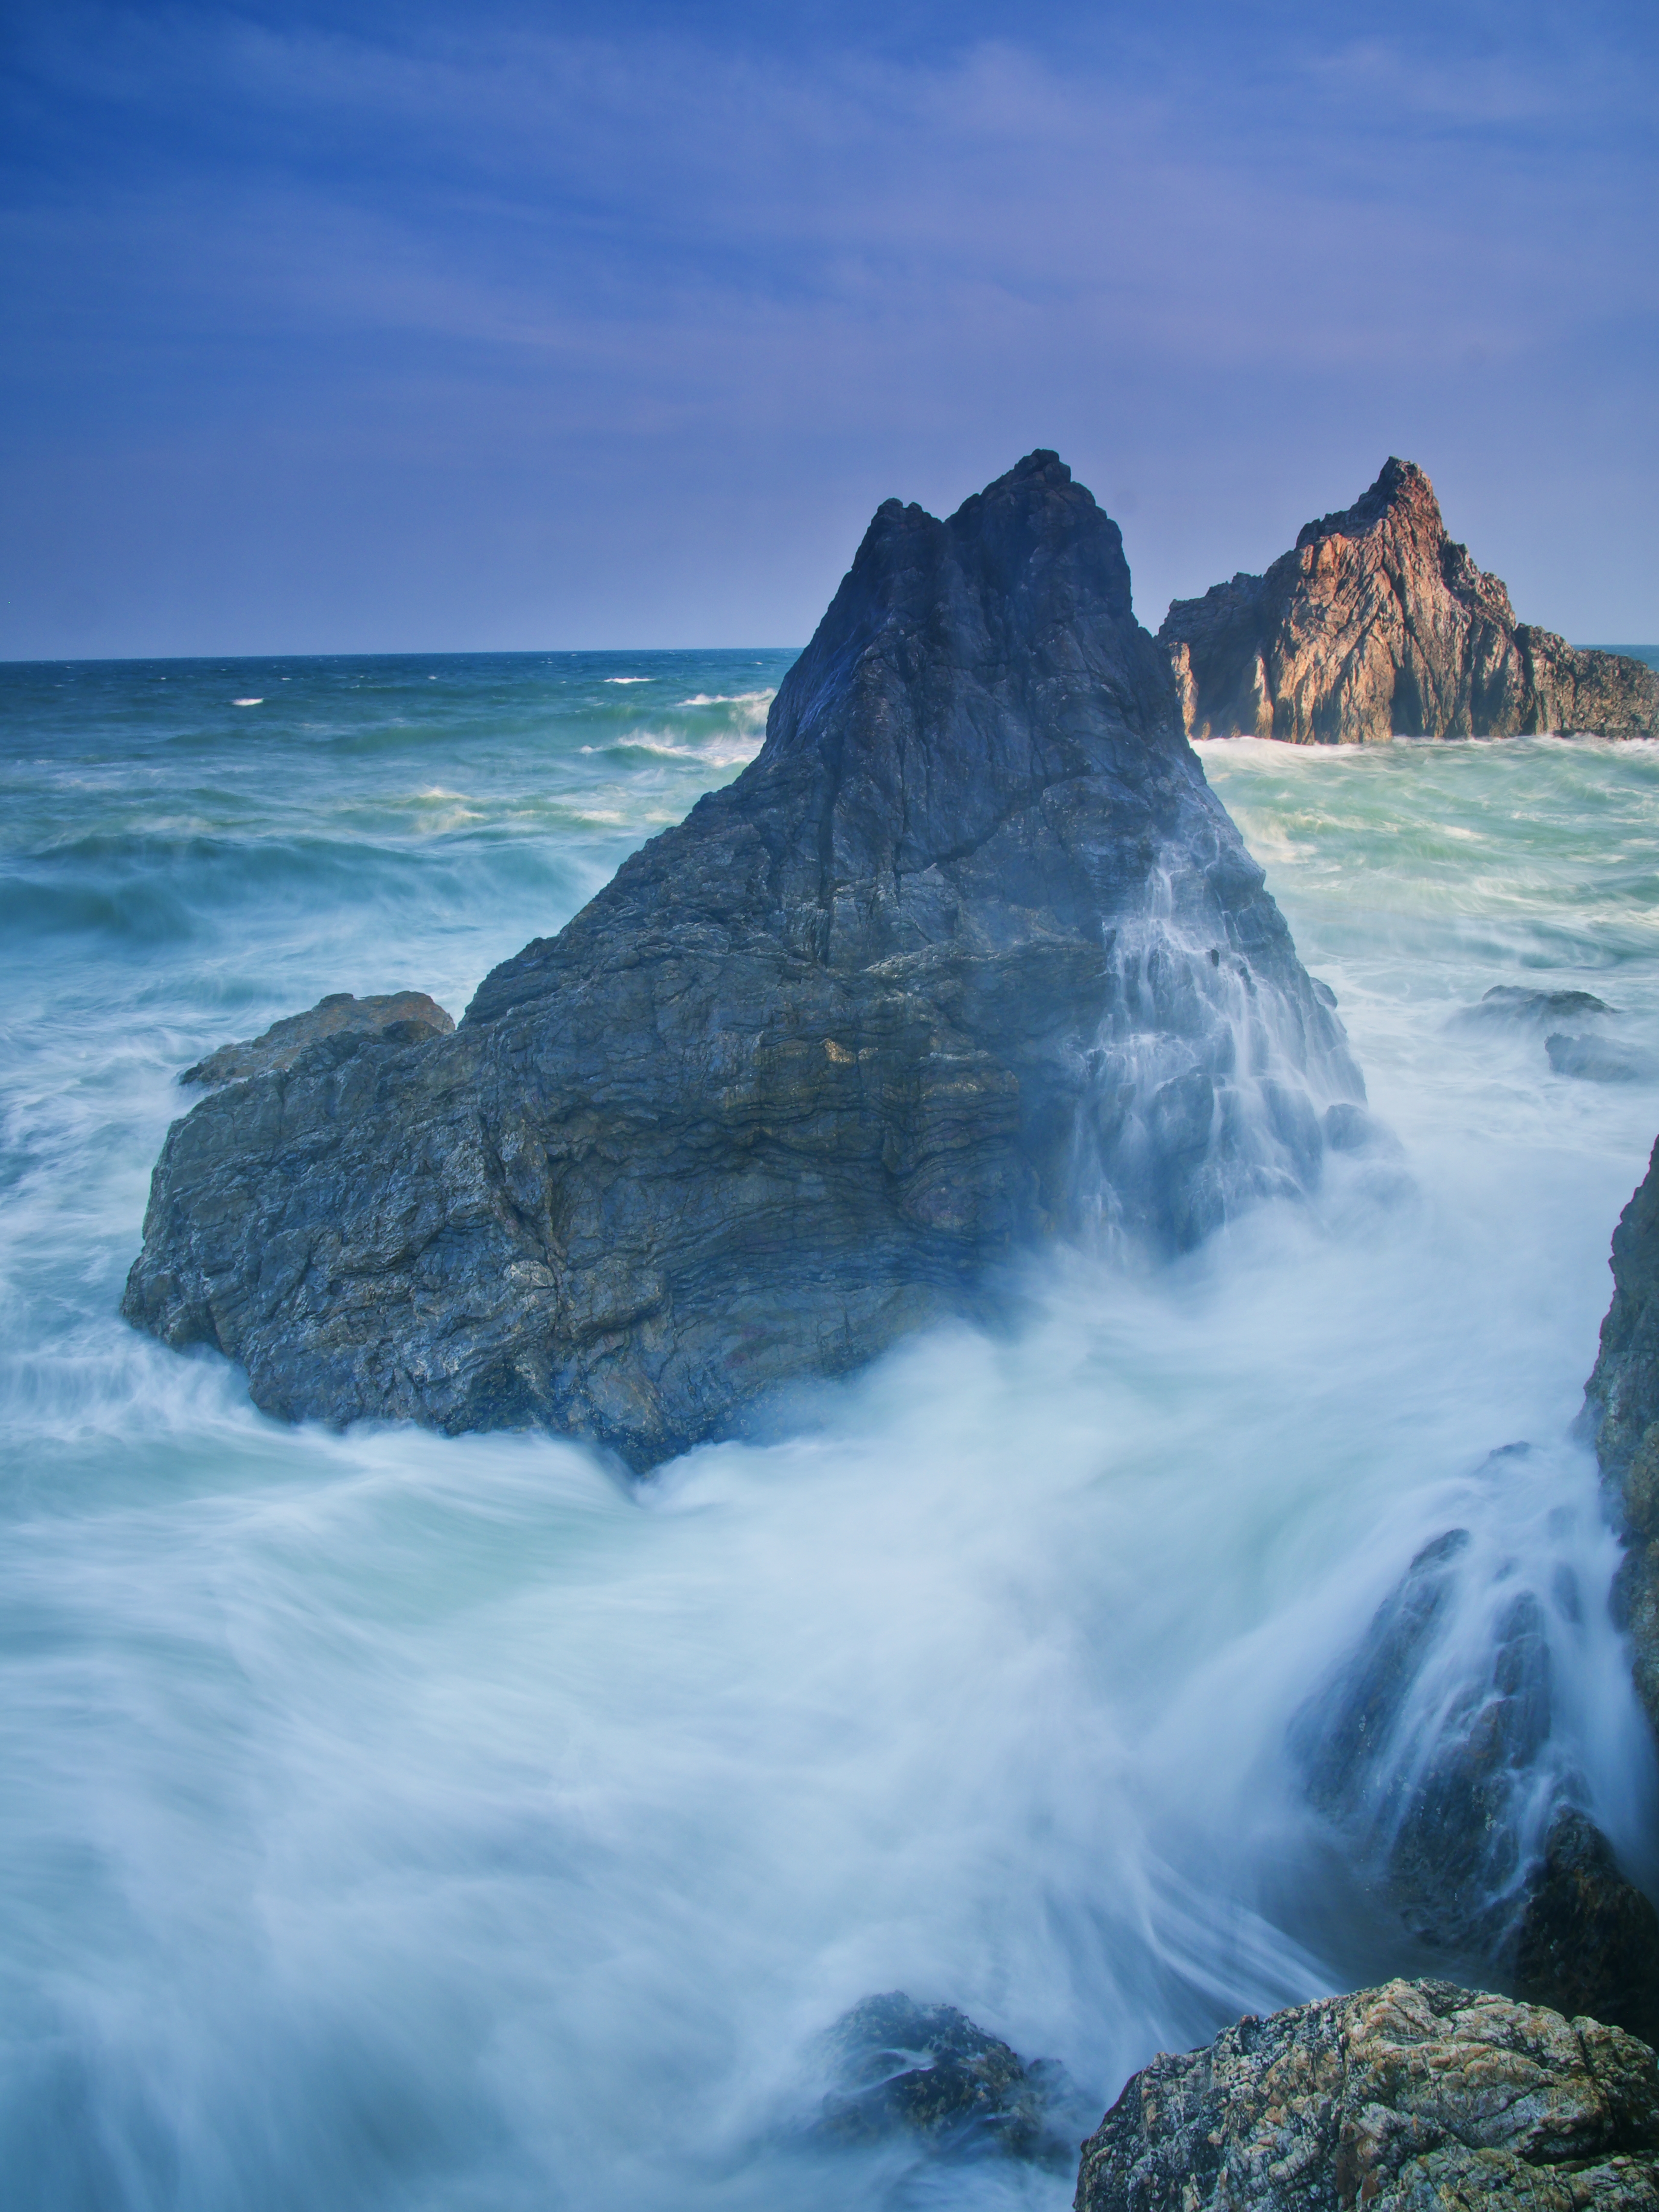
xmin=180 ymin=992 xmax=455 ymax=1086
xmin=815 ymin=1991 xmax=1072 ymax=2163
xmin=1547 ymin=1034 xmax=1659 ymax=1085
xmin=1459 ymin=984 xmax=1617 ymax=1025
xmin=1075 ymin=1978 xmax=1659 ymax=2212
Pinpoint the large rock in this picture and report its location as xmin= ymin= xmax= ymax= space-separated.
xmin=1586 ymin=1139 xmax=1659 ymax=1733
xmin=1075 ymin=1978 xmax=1659 ymax=2211
xmin=122 ymin=451 xmax=1363 ymax=1469
xmin=1159 ymin=459 xmax=1659 ymax=743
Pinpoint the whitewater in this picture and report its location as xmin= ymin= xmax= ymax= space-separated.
xmin=5 ymin=649 xmax=1659 ymax=2210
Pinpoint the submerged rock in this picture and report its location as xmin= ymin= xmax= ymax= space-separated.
xmin=1075 ymin=1978 xmax=1659 ymax=2212
xmin=122 ymin=451 xmax=1362 ymax=1468
xmin=1548 ymin=1035 xmax=1659 ymax=1085
xmin=1159 ymin=458 xmax=1659 ymax=743
xmin=1586 ymin=1139 xmax=1659 ymax=1734
xmin=180 ymin=992 xmax=455 ymax=1086
xmin=1455 ymin=985 xmax=1617 ymax=1029
xmin=815 ymin=1992 xmax=1072 ymax=2163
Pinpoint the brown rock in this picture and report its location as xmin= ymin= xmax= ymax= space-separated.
xmin=1074 ymin=1978 xmax=1659 ymax=2212
xmin=180 ymin=992 xmax=455 ymax=1087
xmin=1159 ymin=460 xmax=1659 ymax=743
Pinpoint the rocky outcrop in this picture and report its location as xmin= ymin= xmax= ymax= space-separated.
xmin=815 ymin=1992 xmax=1073 ymax=2163
xmin=1586 ymin=1140 xmax=1659 ymax=1734
xmin=122 ymin=451 xmax=1364 ymax=1470
xmin=1075 ymin=1978 xmax=1659 ymax=2212
xmin=1159 ymin=460 xmax=1659 ymax=743
xmin=180 ymin=992 xmax=454 ymax=1086
xmin=1293 ymin=1500 xmax=1659 ymax=2046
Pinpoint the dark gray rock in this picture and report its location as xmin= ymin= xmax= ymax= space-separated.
xmin=180 ymin=992 xmax=455 ymax=1086
xmin=1458 ymin=986 xmax=1617 ymax=1028
xmin=1294 ymin=1496 xmax=1659 ymax=2044
xmin=1160 ymin=459 xmax=1659 ymax=743
xmin=1516 ymin=1811 xmax=1659 ymax=2052
xmin=122 ymin=451 xmax=1363 ymax=1469
xmin=1074 ymin=1978 xmax=1659 ymax=2212
xmin=815 ymin=1992 xmax=1073 ymax=2163
xmin=1586 ymin=1140 xmax=1659 ymax=1734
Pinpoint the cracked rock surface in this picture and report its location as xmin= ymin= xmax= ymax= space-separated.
xmin=122 ymin=451 xmax=1359 ymax=1468
xmin=1075 ymin=1978 xmax=1659 ymax=2211
xmin=1159 ymin=460 xmax=1659 ymax=743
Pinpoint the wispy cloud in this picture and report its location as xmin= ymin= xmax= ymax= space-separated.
xmin=2 ymin=0 xmax=1655 ymax=652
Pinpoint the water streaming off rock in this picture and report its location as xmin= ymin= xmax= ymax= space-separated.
xmin=5 ymin=657 xmax=1659 ymax=2210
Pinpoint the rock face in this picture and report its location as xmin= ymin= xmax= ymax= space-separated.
xmin=815 ymin=1992 xmax=1072 ymax=2162
xmin=1159 ymin=460 xmax=1659 ymax=743
xmin=1586 ymin=1139 xmax=1659 ymax=1734
xmin=180 ymin=992 xmax=455 ymax=1087
xmin=122 ymin=451 xmax=1363 ymax=1470
xmin=1075 ymin=1978 xmax=1659 ymax=2212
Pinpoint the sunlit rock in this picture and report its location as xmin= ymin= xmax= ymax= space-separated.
xmin=1160 ymin=459 xmax=1659 ymax=742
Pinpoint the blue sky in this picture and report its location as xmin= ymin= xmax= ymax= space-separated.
xmin=2 ymin=0 xmax=1654 ymax=657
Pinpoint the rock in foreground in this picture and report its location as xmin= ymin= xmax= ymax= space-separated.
xmin=1076 ymin=1979 xmax=1659 ymax=2211
xmin=180 ymin=992 xmax=455 ymax=1086
xmin=123 ymin=451 xmax=1362 ymax=1468
xmin=1160 ymin=459 xmax=1659 ymax=743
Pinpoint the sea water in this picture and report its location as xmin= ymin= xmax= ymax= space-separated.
xmin=5 ymin=652 xmax=1659 ymax=2210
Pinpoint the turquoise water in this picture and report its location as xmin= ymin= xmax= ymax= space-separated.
xmin=6 ymin=657 xmax=1659 ymax=2209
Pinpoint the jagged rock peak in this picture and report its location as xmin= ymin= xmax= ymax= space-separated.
xmin=122 ymin=453 xmax=1364 ymax=1469
xmin=1160 ymin=459 xmax=1658 ymax=743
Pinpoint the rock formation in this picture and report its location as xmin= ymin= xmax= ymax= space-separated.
xmin=814 ymin=1992 xmax=1073 ymax=2163
xmin=1586 ymin=1138 xmax=1659 ymax=1734
xmin=180 ymin=992 xmax=454 ymax=1087
xmin=1075 ymin=1978 xmax=1659 ymax=2212
xmin=122 ymin=451 xmax=1364 ymax=1470
xmin=1159 ymin=459 xmax=1659 ymax=743
xmin=1293 ymin=1498 xmax=1659 ymax=2047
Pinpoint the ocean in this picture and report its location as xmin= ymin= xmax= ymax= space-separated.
xmin=6 ymin=649 xmax=1659 ymax=2209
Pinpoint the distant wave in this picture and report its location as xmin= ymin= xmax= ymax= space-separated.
xmin=603 ymin=677 xmax=653 ymax=685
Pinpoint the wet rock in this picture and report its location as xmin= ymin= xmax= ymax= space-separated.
xmin=1548 ymin=1035 xmax=1659 ymax=1085
xmin=1457 ymin=985 xmax=1616 ymax=1028
xmin=1294 ymin=1501 xmax=1659 ymax=2042
xmin=180 ymin=992 xmax=455 ymax=1086
xmin=1074 ymin=1978 xmax=1659 ymax=2212
xmin=1296 ymin=1498 xmax=1555 ymax=1964
xmin=816 ymin=1992 xmax=1073 ymax=2163
xmin=1586 ymin=1139 xmax=1659 ymax=1735
xmin=1516 ymin=1810 xmax=1659 ymax=2051
xmin=1159 ymin=458 xmax=1659 ymax=743
xmin=122 ymin=453 xmax=1362 ymax=1468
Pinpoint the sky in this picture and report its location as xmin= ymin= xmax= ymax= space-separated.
xmin=2 ymin=0 xmax=1655 ymax=659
